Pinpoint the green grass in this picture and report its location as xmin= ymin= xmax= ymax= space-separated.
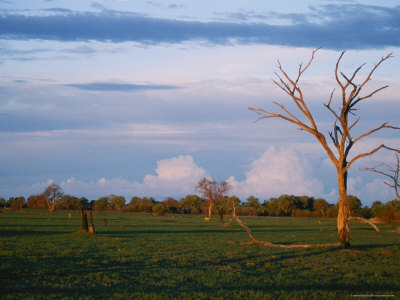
xmin=0 ymin=209 xmax=399 ymax=299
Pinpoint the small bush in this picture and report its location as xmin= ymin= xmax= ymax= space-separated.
xmin=152 ymin=203 xmax=169 ymax=216
xmin=360 ymin=206 xmax=373 ymax=219
xmin=372 ymin=203 xmax=400 ymax=224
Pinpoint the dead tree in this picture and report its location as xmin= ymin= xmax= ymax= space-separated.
xmin=249 ymin=48 xmax=399 ymax=247
xmin=362 ymin=154 xmax=400 ymax=200
xmin=195 ymin=177 xmax=231 ymax=220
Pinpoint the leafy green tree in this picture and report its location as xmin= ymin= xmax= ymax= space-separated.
xmin=347 ymin=195 xmax=362 ymax=217
xmin=0 ymin=197 xmax=6 ymax=208
xmin=109 ymin=195 xmax=126 ymax=211
xmin=10 ymin=196 xmax=25 ymax=209
xmin=299 ymin=196 xmax=314 ymax=211
xmin=372 ymin=202 xmax=399 ymax=224
xmin=313 ymin=198 xmax=330 ymax=217
xmin=326 ymin=205 xmax=338 ymax=218
xmin=386 ymin=199 xmax=400 ymax=209
xmin=360 ymin=206 xmax=373 ymax=219
xmin=163 ymin=197 xmax=179 ymax=213
xmin=246 ymin=196 xmax=260 ymax=208
xmin=152 ymin=203 xmax=169 ymax=216
xmin=239 ymin=196 xmax=259 ymax=216
xmin=27 ymin=194 xmax=47 ymax=209
xmin=179 ymin=194 xmax=204 ymax=214
xmin=58 ymin=195 xmax=80 ymax=210
xmin=138 ymin=197 xmax=155 ymax=213
xmin=264 ymin=198 xmax=281 ymax=216
xmin=94 ymin=197 xmax=109 ymax=211
xmin=215 ymin=196 xmax=234 ymax=222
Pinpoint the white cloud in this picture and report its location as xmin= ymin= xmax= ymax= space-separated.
xmin=9 ymin=148 xmax=397 ymax=206
xmin=58 ymin=155 xmax=207 ymax=199
xmin=228 ymin=147 xmax=326 ymax=200
xmin=347 ymin=176 xmax=394 ymax=206
xmin=142 ymin=155 xmax=207 ymax=191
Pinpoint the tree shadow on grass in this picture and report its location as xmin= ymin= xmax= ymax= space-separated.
xmin=0 ymin=229 xmax=75 ymax=236
xmin=346 ymin=243 xmax=400 ymax=251
xmin=98 ymin=229 xmax=243 ymax=237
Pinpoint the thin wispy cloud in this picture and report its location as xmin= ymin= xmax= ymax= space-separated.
xmin=1 ymin=1 xmax=399 ymax=203
xmin=65 ymin=82 xmax=178 ymax=92
xmin=0 ymin=4 xmax=399 ymax=49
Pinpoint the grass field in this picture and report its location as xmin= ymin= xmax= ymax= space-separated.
xmin=0 ymin=209 xmax=399 ymax=299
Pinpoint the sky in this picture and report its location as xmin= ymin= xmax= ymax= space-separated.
xmin=1 ymin=0 xmax=400 ymax=205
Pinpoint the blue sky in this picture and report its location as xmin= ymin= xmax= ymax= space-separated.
xmin=1 ymin=0 xmax=399 ymax=205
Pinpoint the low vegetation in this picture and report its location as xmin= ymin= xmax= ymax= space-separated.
xmin=2 ymin=192 xmax=399 ymax=224
xmin=0 ymin=209 xmax=399 ymax=299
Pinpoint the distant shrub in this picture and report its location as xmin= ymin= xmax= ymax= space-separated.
xmin=360 ymin=206 xmax=373 ymax=219
xmin=292 ymin=209 xmax=312 ymax=217
xmin=325 ymin=205 xmax=338 ymax=218
xmin=372 ymin=204 xmax=399 ymax=224
xmin=152 ymin=203 xmax=169 ymax=216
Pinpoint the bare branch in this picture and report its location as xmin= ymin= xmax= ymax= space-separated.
xmin=274 ymin=49 xmax=321 ymax=130
xmin=362 ymin=155 xmax=400 ymax=199
xmin=348 ymin=63 xmax=366 ymax=84
xmin=348 ymin=117 xmax=360 ymax=132
xmin=334 ymin=51 xmax=346 ymax=90
xmin=353 ymin=123 xmax=400 ymax=144
xmin=249 ymin=49 xmax=395 ymax=247
xmin=231 ymin=201 xmax=339 ymax=248
xmin=348 ymin=217 xmax=380 ymax=231
xmin=248 ymin=107 xmax=313 ymax=134
xmin=272 ymin=102 xmax=303 ymax=125
xmin=359 ymin=53 xmax=393 ymax=90
xmin=340 ymin=71 xmax=357 ymax=91
xmin=346 ymin=145 xmax=400 ymax=172
xmin=324 ymin=89 xmax=341 ymax=121
xmin=356 ymin=85 xmax=389 ymax=102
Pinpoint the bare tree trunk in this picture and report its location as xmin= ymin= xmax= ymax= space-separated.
xmin=207 ymin=202 xmax=213 ymax=219
xmin=89 ymin=212 xmax=95 ymax=234
xmin=48 ymin=202 xmax=55 ymax=214
xmin=81 ymin=207 xmax=88 ymax=232
xmin=248 ymin=50 xmax=397 ymax=247
xmin=337 ymin=170 xmax=350 ymax=247
xmin=217 ymin=207 xmax=224 ymax=222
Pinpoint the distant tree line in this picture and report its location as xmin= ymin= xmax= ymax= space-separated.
xmin=1 ymin=185 xmax=399 ymax=223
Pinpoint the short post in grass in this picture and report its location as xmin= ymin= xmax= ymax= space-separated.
xmin=81 ymin=207 xmax=88 ymax=232
xmin=89 ymin=211 xmax=95 ymax=234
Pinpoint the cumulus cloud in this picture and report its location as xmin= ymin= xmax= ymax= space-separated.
xmin=1 ymin=4 xmax=399 ymax=49
xmin=228 ymin=147 xmax=328 ymax=200
xmin=8 ymin=149 xmax=397 ymax=206
xmin=348 ymin=176 xmax=394 ymax=206
xmin=58 ymin=155 xmax=207 ymax=199
xmin=142 ymin=155 xmax=206 ymax=190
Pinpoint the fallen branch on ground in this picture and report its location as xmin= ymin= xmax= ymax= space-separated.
xmin=348 ymin=216 xmax=380 ymax=231
xmin=231 ymin=203 xmax=340 ymax=248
